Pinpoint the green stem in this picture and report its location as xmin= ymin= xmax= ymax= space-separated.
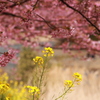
xmin=55 ymin=87 xmax=71 ymax=100
xmin=39 ymin=65 xmax=45 ymax=89
xmin=62 ymin=91 xmax=66 ymax=100
xmin=38 ymin=57 xmax=48 ymax=89
xmin=33 ymin=93 xmax=34 ymax=100
xmin=38 ymin=56 xmax=49 ymax=89
xmin=55 ymin=80 xmax=75 ymax=100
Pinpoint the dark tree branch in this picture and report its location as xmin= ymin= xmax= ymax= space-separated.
xmin=1 ymin=12 xmax=25 ymax=20
xmin=60 ymin=0 xmax=100 ymax=33
xmin=9 ymin=0 xmax=30 ymax=8
xmin=0 ymin=11 xmax=71 ymax=22
xmin=34 ymin=13 xmax=57 ymax=30
xmin=1 ymin=11 xmax=57 ymax=30
xmin=32 ymin=0 xmax=40 ymax=10
xmin=0 ymin=0 xmax=30 ymax=13
xmin=0 ymin=2 xmax=7 ymax=3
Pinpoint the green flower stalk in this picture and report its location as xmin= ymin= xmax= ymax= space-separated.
xmin=32 ymin=47 xmax=54 ymax=90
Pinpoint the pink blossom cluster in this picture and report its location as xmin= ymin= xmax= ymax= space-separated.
xmin=0 ymin=49 xmax=15 ymax=67
xmin=0 ymin=0 xmax=99 ymax=60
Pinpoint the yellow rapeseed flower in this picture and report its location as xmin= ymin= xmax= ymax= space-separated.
xmin=0 ymin=83 xmax=10 ymax=94
xmin=64 ymin=80 xmax=74 ymax=88
xmin=6 ymin=97 xmax=10 ymax=100
xmin=33 ymin=56 xmax=44 ymax=65
xmin=25 ymin=86 xmax=40 ymax=95
xmin=42 ymin=47 xmax=54 ymax=57
xmin=73 ymin=72 xmax=82 ymax=82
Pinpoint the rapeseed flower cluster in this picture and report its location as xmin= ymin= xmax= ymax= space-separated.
xmin=64 ymin=72 xmax=82 ymax=88
xmin=33 ymin=56 xmax=44 ymax=65
xmin=42 ymin=47 xmax=54 ymax=57
xmin=0 ymin=83 xmax=10 ymax=94
xmin=33 ymin=47 xmax=54 ymax=67
xmin=25 ymin=86 xmax=40 ymax=95
xmin=0 ymin=71 xmax=29 ymax=100
xmin=6 ymin=97 xmax=10 ymax=100
xmin=64 ymin=80 xmax=74 ymax=88
xmin=73 ymin=72 xmax=82 ymax=82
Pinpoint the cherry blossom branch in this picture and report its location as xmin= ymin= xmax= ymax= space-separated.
xmin=0 ymin=50 xmax=15 ymax=67
xmin=0 ymin=2 xmax=7 ymax=3
xmin=1 ymin=12 xmax=25 ymax=20
xmin=34 ymin=13 xmax=57 ymax=30
xmin=32 ymin=0 xmax=40 ymax=10
xmin=60 ymin=0 xmax=100 ymax=33
xmin=1 ymin=11 xmax=57 ymax=30
xmin=1 ymin=11 xmax=75 ymax=23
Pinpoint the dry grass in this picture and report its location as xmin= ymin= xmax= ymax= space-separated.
xmin=41 ymin=50 xmax=100 ymax=100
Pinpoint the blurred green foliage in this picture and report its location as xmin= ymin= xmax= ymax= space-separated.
xmin=18 ymin=47 xmax=36 ymax=82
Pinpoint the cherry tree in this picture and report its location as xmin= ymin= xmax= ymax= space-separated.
xmin=0 ymin=0 xmax=100 ymax=66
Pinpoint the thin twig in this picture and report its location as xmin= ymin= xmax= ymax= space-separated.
xmin=32 ymin=0 xmax=40 ymax=10
xmin=34 ymin=13 xmax=57 ymax=30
